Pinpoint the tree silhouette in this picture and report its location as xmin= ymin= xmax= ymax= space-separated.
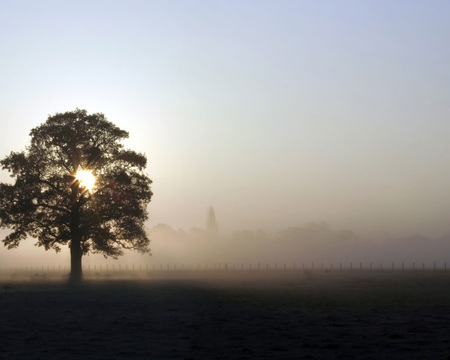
xmin=0 ymin=109 xmax=153 ymax=283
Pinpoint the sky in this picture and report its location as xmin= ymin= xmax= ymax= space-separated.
xmin=1 ymin=0 xmax=450 ymax=267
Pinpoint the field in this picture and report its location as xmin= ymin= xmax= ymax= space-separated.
xmin=1 ymin=270 xmax=450 ymax=359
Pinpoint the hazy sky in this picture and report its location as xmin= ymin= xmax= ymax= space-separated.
xmin=1 ymin=0 xmax=450 ymax=241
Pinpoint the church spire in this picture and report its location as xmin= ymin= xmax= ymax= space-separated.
xmin=206 ymin=206 xmax=218 ymax=236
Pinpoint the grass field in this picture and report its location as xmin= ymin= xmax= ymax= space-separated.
xmin=1 ymin=270 xmax=450 ymax=359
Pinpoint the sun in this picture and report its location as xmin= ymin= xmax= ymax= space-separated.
xmin=75 ymin=170 xmax=96 ymax=191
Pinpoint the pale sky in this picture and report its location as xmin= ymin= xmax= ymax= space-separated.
xmin=1 ymin=0 xmax=450 ymax=244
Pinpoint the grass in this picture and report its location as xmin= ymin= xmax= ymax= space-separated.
xmin=2 ymin=270 xmax=450 ymax=359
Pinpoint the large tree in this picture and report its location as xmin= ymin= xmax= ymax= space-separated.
xmin=0 ymin=109 xmax=153 ymax=283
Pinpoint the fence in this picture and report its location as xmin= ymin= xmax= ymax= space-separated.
xmin=1 ymin=261 xmax=450 ymax=275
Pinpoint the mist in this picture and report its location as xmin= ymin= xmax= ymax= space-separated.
xmin=3 ymin=211 xmax=450 ymax=272
xmin=3 ymin=3 xmax=450 ymax=360
xmin=1 ymin=1 xmax=450 ymax=272
xmin=148 ymin=220 xmax=450 ymax=269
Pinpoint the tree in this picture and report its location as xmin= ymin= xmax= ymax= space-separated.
xmin=0 ymin=109 xmax=153 ymax=283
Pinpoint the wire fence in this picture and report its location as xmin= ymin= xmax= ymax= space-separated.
xmin=1 ymin=260 xmax=450 ymax=275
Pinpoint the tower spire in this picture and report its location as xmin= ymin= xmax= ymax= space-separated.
xmin=206 ymin=206 xmax=218 ymax=236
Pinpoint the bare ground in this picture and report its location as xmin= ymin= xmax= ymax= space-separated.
xmin=1 ymin=270 xmax=450 ymax=359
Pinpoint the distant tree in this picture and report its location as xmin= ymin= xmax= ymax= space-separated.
xmin=0 ymin=109 xmax=153 ymax=283
xmin=279 ymin=222 xmax=356 ymax=244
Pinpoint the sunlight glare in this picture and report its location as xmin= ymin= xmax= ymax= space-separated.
xmin=75 ymin=170 xmax=96 ymax=191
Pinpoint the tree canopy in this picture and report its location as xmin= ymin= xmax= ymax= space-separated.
xmin=0 ymin=109 xmax=153 ymax=282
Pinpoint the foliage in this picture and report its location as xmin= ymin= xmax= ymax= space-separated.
xmin=0 ymin=109 xmax=153 ymax=259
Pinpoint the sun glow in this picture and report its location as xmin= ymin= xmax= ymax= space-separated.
xmin=75 ymin=170 xmax=96 ymax=191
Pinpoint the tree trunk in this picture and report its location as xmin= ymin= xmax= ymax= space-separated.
xmin=69 ymin=236 xmax=83 ymax=283
xmin=69 ymin=185 xmax=83 ymax=284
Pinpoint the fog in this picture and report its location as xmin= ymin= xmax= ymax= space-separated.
xmin=2 ymin=211 xmax=450 ymax=272
xmin=148 ymin=220 xmax=450 ymax=269
xmin=1 ymin=2 xmax=450 ymax=271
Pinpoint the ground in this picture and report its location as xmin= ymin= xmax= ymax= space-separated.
xmin=1 ymin=270 xmax=450 ymax=359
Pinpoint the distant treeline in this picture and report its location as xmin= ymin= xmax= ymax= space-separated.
xmin=149 ymin=222 xmax=450 ymax=265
